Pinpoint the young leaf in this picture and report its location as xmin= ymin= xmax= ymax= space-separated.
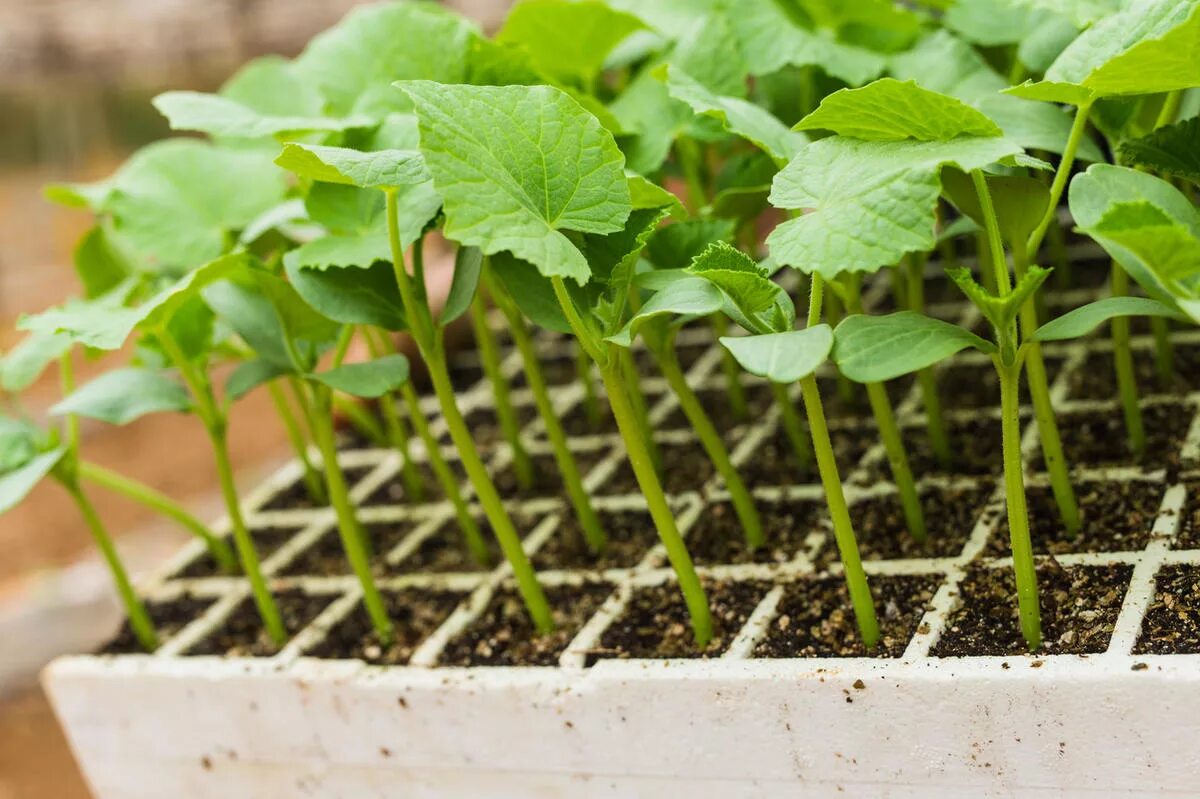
xmin=0 ymin=448 xmax=66 ymax=516
xmin=661 ymin=66 xmax=807 ymax=166
xmin=489 ymin=253 xmax=573 ymax=334
xmin=441 ymin=247 xmax=484 ymax=327
xmin=940 ymin=170 xmax=1050 ymax=248
xmin=645 ymin=218 xmax=736 ymax=270
xmin=627 ymin=172 xmax=686 ymax=218
xmin=583 ymin=206 xmax=670 ymax=335
xmin=495 ymin=0 xmax=644 ymax=89
xmin=310 ymin=354 xmax=410 ymax=398
xmin=153 ymin=92 xmax=371 ymax=139
xmin=218 ymin=55 xmax=324 ymax=119
xmin=949 ymin=265 xmax=1054 ymax=332
xmin=51 ymin=368 xmax=192 ymax=424
xmin=686 ymin=242 xmax=790 ymax=334
xmin=833 ymin=311 xmax=995 ymax=383
xmin=607 ymin=277 xmax=725 ymax=347
xmin=1033 ymin=296 xmax=1187 ymax=341
xmin=796 ymin=78 xmax=1003 ymax=141
xmin=227 ymin=359 xmax=290 ymax=402
xmin=1118 ymin=118 xmax=1200 ymax=185
xmin=399 ymin=82 xmax=631 ymax=283
xmin=719 ymin=325 xmax=834 ymax=384
xmin=274 ymin=143 xmax=430 ymax=190
xmin=285 ymin=260 xmax=407 ymax=332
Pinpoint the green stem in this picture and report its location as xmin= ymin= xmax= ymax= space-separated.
xmin=386 ymin=191 xmax=552 ymax=633
xmin=772 ymin=381 xmax=813 ymax=469
xmin=78 ymin=461 xmax=237 ymax=572
xmin=711 ymin=314 xmax=748 ymax=420
xmin=267 ymin=381 xmax=326 ymax=504
xmin=63 ymin=478 xmax=159 ymax=651
xmin=310 ymin=385 xmax=393 ymax=645
xmin=997 ymin=361 xmax=1042 ymax=651
xmin=906 ymin=254 xmax=952 ymax=469
xmin=620 ymin=347 xmax=662 ymax=475
xmin=656 ymin=337 xmax=764 ymax=550
xmin=400 ymin=382 xmax=491 ymax=565
xmin=802 ymin=274 xmax=879 ymax=647
xmin=1047 ymin=212 xmax=1072 ymax=290
xmin=486 ymin=268 xmax=606 ymax=553
xmin=1027 ymin=100 xmax=1094 ymax=258
xmin=823 ymin=288 xmax=855 ymax=405
xmin=602 ymin=356 xmax=712 ymax=645
xmin=1110 ymin=264 xmax=1146 ymax=456
xmin=1155 ymin=90 xmax=1183 ymax=130
xmin=362 ymin=329 xmax=424 ymax=502
xmin=1150 ymin=316 xmax=1176 ymax=385
xmin=576 ymin=342 xmax=602 ymax=428
xmin=976 ymin=230 xmax=997 ymax=294
xmin=332 ymin=393 xmax=387 ymax=447
xmin=469 ymin=292 xmax=533 ymax=490
xmin=845 ymin=283 xmax=926 ymax=544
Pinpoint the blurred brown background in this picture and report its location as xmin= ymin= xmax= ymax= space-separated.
xmin=0 ymin=2 xmax=509 ymax=797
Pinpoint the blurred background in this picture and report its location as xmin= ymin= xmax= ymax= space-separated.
xmin=0 ymin=2 xmax=509 ymax=796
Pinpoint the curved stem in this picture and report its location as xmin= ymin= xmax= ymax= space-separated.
xmin=1026 ymin=100 xmax=1094 ymax=259
xmin=470 ymin=292 xmax=533 ymax=490
xmin=1110 ymin=264 xmax=1146 ymax=456
xmin=998 ymin=361 xmax=1042 ymax=651
xmin=78 ymin=461 xmax=237 ymax=572
xmin=64 ymin=478 xmax=158 ymax=651
xmin=267 ymin=381 xmax=326 ymax=504
xmin=656 ymin=337 xmax=763 ymax=550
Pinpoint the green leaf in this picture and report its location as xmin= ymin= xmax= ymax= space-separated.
xmin=1011 ymin=0 xmax=1121 ymax=27
xmin=218 ymin=55 xmax=324 ymax=119
xmin=73 ymin=226 xmax=131 ymax=299
xmin=608 ymin=277 xmax=724 ymax=346
xmin=719 ymin=325 xmax=834 ymax=384
xmin=1033 ymin=296 xmax=1188 ymax=341
xmin=1003 ymin=80 xmax=1097 ymax=105
xmin=442 ymin=247 xmax=483 ymax=327
xmin=43 ymin=180 xmax=114 ymax=212
xmin=275 ymin=143 xmax=429 ymax=190
xmin=940 ymin=169 xmax=1050 ymax=248
xmin=0 ymin=448 xmax=66 ymax=516
xmin=686 ymin=242 xmax=790 ymax=334
xmin=106 ymin=140 xmax=287 ymax=271
xmin=832 ymin=311 xmax=995 ymax=382
xmin=496 ymin=0 xmax=644 ymax=89
xmin=949 ymin=265 xmax=1053 ymax=332
xmin=889 ymin=31 xmax=1103 ymax=160
xmin=285 ymin=259 xmax=407 ymax=332
xmin=796 ymin=78 xmax=1003 ymax=141
xmin=227 ymin=359 xmax=290 ymax=402
xmin=310 ymin=354 xmax=410 ymax=398
xmin=768 ymin=136 xmax=1021 ymax=276
xmin=627 ymin=172 xmax=686 ymax=218
xmin=584 ymin=207 xmax=670 ymax=335
xmin=293 ymin=2 xmax=479 ymax=118
xmin=490 ymin=252 xmax=572 ymax=334
xmin=661 ymin=66 xmax=806 ymax=166
xmin=399 ymin=82 xmax=631 ymax=284
xmin=609 ymin=62 xmax=692 ymax=174
xmin=1118 ymin=118 xmax=1200 ymax=185
xmin=19 ymin=253 xmax=249 ymax=350
xmin=153 ymin=91 xmax=371 ymax=139
xmin=0 ymin=332 xmax=72 ymax=393
xmin=0 ymin=417 xmax=40 ymax=474
xmin=645 ymin=218 xmax=736 ymax=270
xmin=52 ymin=368 xmax=191 ymax=424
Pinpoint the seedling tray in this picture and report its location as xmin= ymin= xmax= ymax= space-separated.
xmin=45 ymin=246 xmax=1200 ymax=797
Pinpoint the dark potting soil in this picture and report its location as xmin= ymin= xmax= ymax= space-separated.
xmin=532 ymin=507 xmax=661 ymax=571
xmin=817 ymin=374 xmax=913 ymax=422
xmin=987 ymin=480 xmax=1163 ymax=557
xmin=559 ymin=393 xmax=619 ymax=437
xmin=865 ymin=417 xmax=1003 ymax=482
xmin=754 ymin=574 xmax=940 ymax=658
xmin=493 ymin=450 xmax=608 ymax=500
xmin=99 ymin=594 xmax=216 ymax=655
xmin=257 ymin=466 xmax=376 ymax=512
xmin=659 ymin=383 xmax=775 ymax=440
xmin=588 ymin=580 xmax=768 ymax=662
xmin=305 ymin=589 xmax=463 ymax=665
xmin=599 ymin=440 xmax=715 ymax=496
xmin=509 ymin=354 xmax=579 ymax=388
xmin=685 ymin=498 xmax=820 ymax=567
xmin=185 ymin=589 xmax=335 ymax=658
xmin=170 ymin=525 xmax=300 ymax=579
xmin=939 ymin=358 xmax=1065 ymax=411
xmin=1172 ymin=483 xmax=1200 ymax=550
xmin=633 ymin=342 xmax=711 ymax=376
xmin=440 ymin=582 xmax=614 ymax=667
xmin=280 ymin=521 xmax=421 ymax=577
xmin=447 ymin=360 xmax=485 ymax=392
xmin=363 ymin=462 xmax=451 ymax=507
xmin=1031 ymin=403 xmax=1191 ymax=474
xmin=1133 ymin=565 xmax=1200 ymax=655
xmin=453 ymin=403 xmax=540 ymax=450
xmin=739 ymin=424 xmax=873 ymax=490
xmin=813 ymin=486 xmax=992 ymax=567
xmin=390 ymin=513 xmax=539 ymax=574
xmin=1067 ymin=347 xmax=1200 ymax=401
xmin=932 ymin=561 xmax=1132 ymax=657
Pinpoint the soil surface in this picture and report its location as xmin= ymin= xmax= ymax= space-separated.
xmin=100 ymin=594 xmax=216 ymax=654
xmin=1173 ymin=483 xmax=1200 ymax=549
xmin=755 ymin=574 xmax=940 ymax=658
xmin=939 ymin=358 xmax=1065 ymax=411
xmin=170 ymin=525 xmax=300 ymax=579
xmin=258 ymin=466 xmax=376 ymax=512
xmin=363 ymin=462 xmax=448 ymax=507
xmin=1067 ymin=347 xmax=1200 ymax=401
xmin=1133 ymin=565 xmax=1200 ymax=654
xmin=633 ymin=342 xmax=710 ymax=376
xmin=987 ymin=480 xmax=1163 ymax=556
xmin=186 ymin=589 xmax=335 ymax=658
xmin=659 ymin=383 xmax=775 ymax=441
xmin=739 ymin=424 xmax=873 ymax=490
xmin=818 ymin=374 xmax=913 ymax=422
xmin=280 ymin=521 xmax=422 ymax=577
xmin=588 ymin=580 xmax=768 ymax=662
xmin=305 ymin=590 xmax=463 ymax=665
xmin=509 ymin=354 xmax=579 ymax=389
xmin=865 ymin=417 xmax=1003 ymax=481
xmin=685 ymin=498 xmax=820 ymax=566
xmin=390 ymin=516 xmax=521 ymax=574
xmin=560 ymin=393 xmax=620 ymax=437
xmin=440 ymin=582 xmax=613 ymax=666
xmin=1032 ymin=403 xmax=1191 ymax=474
xmin=453 ymin=403 xmax=540 ymax=450
xmin=532 ymin=508 xmax=661 ymax=571
xmin=494 ymin=450 xmax=608 ymax=500
xmin=932 ymin=561 xmax=1132 ymax=657
xmin=601 ymin=440 xmax=716 ymax=496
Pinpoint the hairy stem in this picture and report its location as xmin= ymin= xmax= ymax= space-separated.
xmin=470 ymin=292 xmax=534 ymax=490
xmin=78 ymin=461 xmax=237 ymax=572
xmin=267 ymin=381 xmax=326 ymax=504
xmin=1110 ymin=264 xmax=1146 ymax=456
xmin=906 ymin=254 xmax=952 ymax=469
xmin=998 ymin=361 xmax=1042 ymax=651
